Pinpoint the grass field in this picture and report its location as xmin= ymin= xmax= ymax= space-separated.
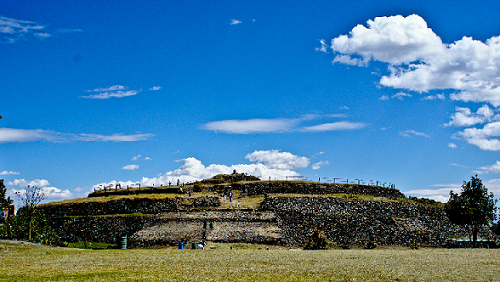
xmin=1 ymin=242 xmax=499 ymax=281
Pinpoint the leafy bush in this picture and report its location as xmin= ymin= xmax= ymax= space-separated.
xmin=0 ymin=209 xmax=59 ymax=245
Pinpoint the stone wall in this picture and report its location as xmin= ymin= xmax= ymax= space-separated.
xmin=49 ymin=210 xmax=281 ymax=248
xmin=41 ymin=194 xmax=495 ymax=248
xmin=261 ymin=196 xmax=495 ymax=247
xmin=130 ymin=210 xmax=280 ymax=247
xmin=229 ymin=182 xmax=405 ymax=199
xmin=39 ymin=196 xmax=219 ymax=217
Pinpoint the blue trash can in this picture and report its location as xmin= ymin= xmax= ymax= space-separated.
xmin=178 ymin=241 xmax=184 ymax=249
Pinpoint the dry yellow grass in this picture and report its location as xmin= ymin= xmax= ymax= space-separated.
xmin=1 ymin=241 xmax=499 ymax=281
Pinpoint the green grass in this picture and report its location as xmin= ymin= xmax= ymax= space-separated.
xmin=1 ymin=242 xmax=499 ymax=281
xmin=65 ymin=241 xmax=116 ymax=249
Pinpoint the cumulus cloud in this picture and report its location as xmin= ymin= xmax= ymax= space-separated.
xmin=0 ymin=128 xmax=153 ymax=143
xmin=325 ymin=14 xmax=500 ymax=151
xmin=245 ymin=150 xmax=310 ymax=170
xmin=93 ymin=150 xmax=309 ymax=190
xmin=149 ymin=86 xmax=161 ymax=91
xmin=446 ymin=105 xmax=500 ymax=151
xmin=7 ymin=178 xmax=72 ymax=201
xmin=456 ymin=122 xmax=500 ymax=151
xmin=448 ymin=143 xmax=457 ymax=148
xmin=203 ymin=115 xmax=367 ymax=134
xmin=230 ymin=19 xmax=242 ymax=25
xmin=399 ymin=130 xmax=430 ymax=138
xmin=0 ymin=16 xmax=81 ymax=44
xmin=81 ymin=85 xmax=139 ymax=99
xmin=445 ymin=105 xmax=497 ymax=127
xmin=8 ymin=179 xmax=50 ymax=187
xmin=328 ymin=14 xmax=500 ymax=106
xmin=0 ymin=171 xmax=20 ymax=175
xmin=122 ymin=164 xmax=139 ymax=170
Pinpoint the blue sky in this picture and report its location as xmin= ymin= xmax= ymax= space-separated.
xmin=2 ymin=0 xmax=500 ymax=203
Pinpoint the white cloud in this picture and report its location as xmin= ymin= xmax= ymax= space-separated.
xmin=74 ymin=187 xmax=86 ymax=192
xmin=7 ymin=178 xmax=72 ymax=201
xmin=484 ymin=179 xmax=500 ymax=196
xmin=312 ymin=151 xmax=325 ymax=157
xmin=451 ymin=163 xmax=468 ymax=169
xmin=8 ymin=179 xmax=50 ymax=187
xmin=11 ymin=187 xmax=72 ymax=201
xmin=0 ymin=16 xmax=46 ymax=43
xmin=406 ymin=184 xmax=462 ymax=203
xmin=301 ymin=121 xmax=368 ymax=132
xmin=122 ymin=164 xmax=139 ymax=170
xmin=203 ymin=116 xmax=368 ymax=134
xmin=476 ymin=161 xmax=500 ymax=174
xmin=76 ymin=133 xmax=153 ymax=142
xmin=399 ymin=130 xmax=430 ymax=138
xmin=312 ymin=161 xmax=329 ymax=170
xmin=422 ymin=94 xmax=445 ymax=101
xmin=93 ymin=151 xmax=309 ymax=190
xmin=245 ymin=150 xmax=310 ymax=170
xmin=0 ymin=171 xmax=20 ymax=175
xmin=81 ymin=85 xmax=139 ymax=99
xmin=203 ymin=118 xmax=298 ymax=134
xmin=392 ymin=92 xmax=412 ymax=101
xmin=0 ymin=16 xmax=81 ymax=44
xmin=326 ymin=14 xmax=500 ymax=107
xmin=448 ymin=143 xmax=458 ymax=148
xmin=132 ymin=155 xmax=141 ymax=161
xmin=445 ymin=105 xmax=497 ymax=127
xmin=407 ymin=180 xmax=500 ymax=202
xmin=326 ymin=14 xmax=500 ymax=152
xmin=456 ymin=121 xmax=500 ymax=151
xmin=230 ymin=19 xmax=242 ymax=25
xmin=149 ymin=86 xmax=161 ymax=91
xmin=379 ymin=93 xmax=414 ymax=101
xmin=316 ymin=39 xmax=329 ymax=53
xmin=332 ymin=54 xmax=367 ymax=66
xmin=40 ymin=187 xmax=73 ymax=200
xmin=0 ymin=128 xmax=153 ymax=143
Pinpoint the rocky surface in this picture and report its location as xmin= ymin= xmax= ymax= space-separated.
xmin=261 ymin=196 xmax=495 ymax=247
xmin=40 ymin=196 xmax=219 ymax=217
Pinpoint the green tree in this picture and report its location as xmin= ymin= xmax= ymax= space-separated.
xmin=16 ymin=185 xmax=45 ymax=241
xmin=445 ymin=175 xmax=497 ymax=247
xmin=0 ymin=179 xmax=13 ymax=216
